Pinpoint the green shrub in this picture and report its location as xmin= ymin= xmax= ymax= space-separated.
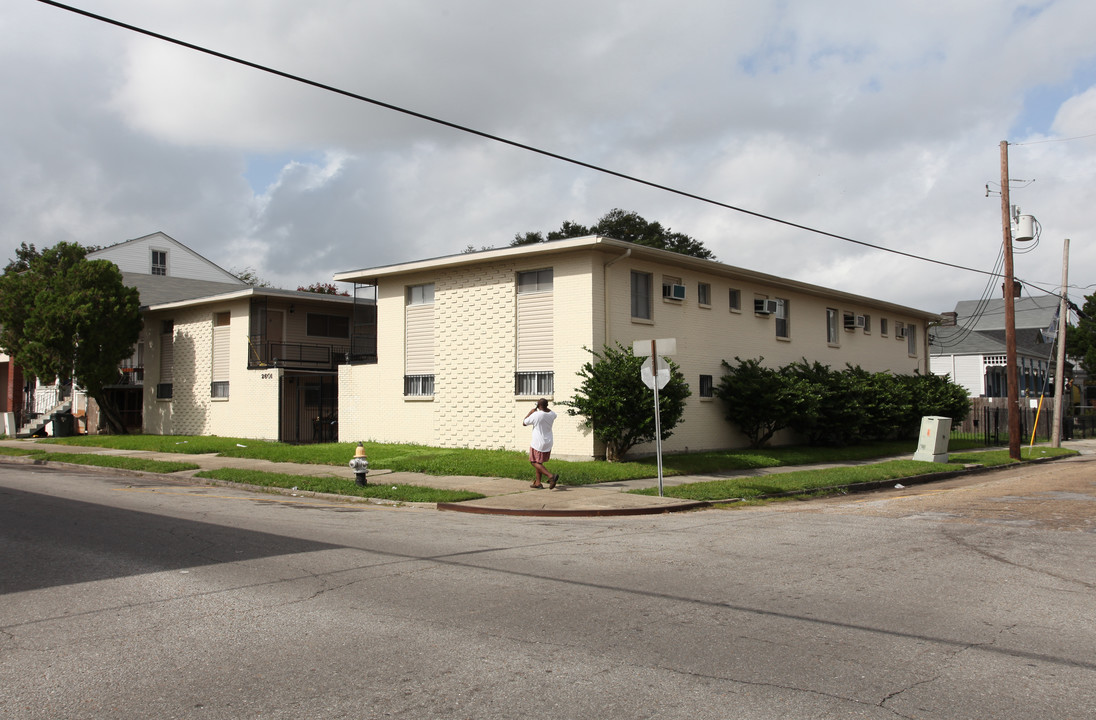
xmin=720 ymin=358 xmax=971 ymax=447
xmin=566 ymin=343 xmax=691 ymax=461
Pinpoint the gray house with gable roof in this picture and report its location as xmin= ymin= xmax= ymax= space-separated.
xmin=929 ymin=294 xmax=1061 ymax=398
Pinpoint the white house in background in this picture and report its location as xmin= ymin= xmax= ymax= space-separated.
xmin=929 ymin=295 xmax=1060 ymax=398
xmin=88 ymin=231 xmax=244 ymax=284
xmin=79 ymin=232 xmax=249 ymax=433
xmin=13 ymin=232 xmax=375 ymax=441
xmin=333 ymin=236 xmax=939 ymax=460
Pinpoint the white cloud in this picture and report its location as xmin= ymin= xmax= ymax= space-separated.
xmin=2 ymin=0 xmax=1095 ymax=314
xmin=1052 ymin=86 xmax=1096 ymax=137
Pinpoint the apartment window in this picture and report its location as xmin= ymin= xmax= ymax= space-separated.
xmin=158 ymin=319 xmax=174 ymax=400
xmin=407 ymin=283 xmax=435 ymax=305
xmin=862 ymin=314 xmax=871 ymax=333
xmin=662 ymin=275 xmax=684 ymax=300
xmin=211 ymin=312 xmax=230 ymax=398
xmin=729 ymin=288 xmax=741 ymax=312
xmin=405 ymin=283 xmax=435 ymax=396
xmin=697 ymin=282 xmax=711 ymax=307
xmin=699 ymin=374 xmax=714 ymax=398
xmin=515 ymin=371 xmax=554 ymax=396
xmin=517 ymin=269 xmax=553 ymax=293
xmin=826 ymin=308 xmax=840 ymax=345
xmin=517 ymin=270 xmax=554 ymax=395
xmin=403 ymin=374 xmax=435 ymax=396
xmin=151 ymin=249 xmax=167 ymax=276
xmin=631 ymin=271 xmax=652 ymax=320
xmin=907 ymin=324 xmax=918 ymax=356
xmin=307 ymin=313 xmax=350 ymax=339
xmin=775 ymin=298 xmax=789 ymax=338
xmin=880 ymin=318 xmax=889 ymax=336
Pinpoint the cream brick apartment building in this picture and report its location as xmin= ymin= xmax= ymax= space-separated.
xmin=334 ymin=236 xmax=938 ymax=459
xmin=140 ymin=287 xmax=364 ymax=442
xmin=94 ymin=233 xmax=369 ymax=442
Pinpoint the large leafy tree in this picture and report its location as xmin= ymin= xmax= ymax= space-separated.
xmin=1065 ymin=292 xmax=1096 ymax=376
xmin=230 ymin=265 xmax=272 ymax=287
xmin=566 ymin=343 xmax=691 ymax=461
xmin=0 ymin=242 xmax=142 ymax=434
xmin=3 ymin=242 xmax=41 ymax=273
xmin=514 ymin=208 xmax=715 ymax=259
xmin=297 ymin=282 xmax=350 ymax=296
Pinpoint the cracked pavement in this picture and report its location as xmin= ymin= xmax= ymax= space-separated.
xmin=2 ymin=455 xmax=1094 ymax=719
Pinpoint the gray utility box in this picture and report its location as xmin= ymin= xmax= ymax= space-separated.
xmin=913 ymin=416 xmax=952 ymax=463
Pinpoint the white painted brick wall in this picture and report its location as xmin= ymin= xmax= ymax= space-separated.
xmin=606 ymin=258 xmax=931 ymax=456
xmin=144 ymin=300 xmax=280 ymax=440
xmin=339 ymin=273 xmax=438 ymax=445
xmin=338 ymin=248 xmax=934 ymax=460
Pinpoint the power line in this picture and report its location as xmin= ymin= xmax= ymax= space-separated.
xmin=1012 ymin=132 xmax=1096 ymax=146
xmin=36 ymin=0 xmax=1025 ymax=283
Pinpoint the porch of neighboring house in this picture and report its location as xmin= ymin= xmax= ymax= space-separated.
xmin=16 ymin=381 xmax=85 ymax=437
xmin=982 ymin=354 xmax=1052 ymax=399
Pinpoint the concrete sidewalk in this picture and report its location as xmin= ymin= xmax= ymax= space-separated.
xmin=0 ymin=438 xmax=706 ymax=516
xmin=3 ymin=438 xmax=1093 ymax=517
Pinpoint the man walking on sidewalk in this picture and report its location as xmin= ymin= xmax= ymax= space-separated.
xmin=523 ymin=398 xmax=560 ymax=489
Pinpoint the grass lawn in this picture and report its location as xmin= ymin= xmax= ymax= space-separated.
xmin=0 ymin=445 xmax=199 ymax=473
xmin=36 ymin=435 xmax=967 ymax=484
xmin=38 ymin=435 xmax=661 ymax=483
xmin=630 ymin=446 xmax=1078 ymax=502
xmin=195 ymin=468 xmax=483 ymax=503
xmin=0 ymin=446 xmax=45 ymax=457
xmin=29 ymin=435 xmax=1071 ymax=489
xmin=8 ymin=436 xmax=1077 ymax=503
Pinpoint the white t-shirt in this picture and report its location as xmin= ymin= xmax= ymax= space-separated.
xmin=523 ymin=409 xmax=557 ymax=452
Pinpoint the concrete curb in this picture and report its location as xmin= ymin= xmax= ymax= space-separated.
xmin=436 ymin=499 xmax=710 ymax=517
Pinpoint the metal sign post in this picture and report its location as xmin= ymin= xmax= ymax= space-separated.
xmin=635 ymin=339 xmax=676 ymax=497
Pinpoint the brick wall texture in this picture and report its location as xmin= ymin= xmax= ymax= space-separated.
xmin=340 ymin=247 xmax=933 ymax=460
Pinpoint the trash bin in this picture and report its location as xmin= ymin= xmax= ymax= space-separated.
xmin=51 ymin=411 xmax=74 ymax=437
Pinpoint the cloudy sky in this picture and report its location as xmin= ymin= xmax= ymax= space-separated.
xmin=2 ymin=0 xmax=1094 ymax=313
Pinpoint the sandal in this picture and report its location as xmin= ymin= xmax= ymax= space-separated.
xmin=530 ymin=482 xmax=544 ymax=488
xmin=548 ymin=474 xmax=559 ymax=490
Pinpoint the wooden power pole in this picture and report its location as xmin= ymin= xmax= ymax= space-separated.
xmin=1052 ymin=238 xmax=1070 ymax=448
xmin=1000 ymin=140 xmax=1022 ymax=461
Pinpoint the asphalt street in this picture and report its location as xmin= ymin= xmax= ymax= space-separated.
xmin=2 ymin=456 xmax=1094 ymax=719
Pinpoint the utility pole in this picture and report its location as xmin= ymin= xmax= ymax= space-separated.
xmin=1052 ymin=238 xmax=1070 ymax=448
xmin=1000 ymin=140 xmax=1022 ymax=461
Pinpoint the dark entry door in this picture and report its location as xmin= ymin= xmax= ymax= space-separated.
xmin=282 ymin=375 xmax=337 ymax=443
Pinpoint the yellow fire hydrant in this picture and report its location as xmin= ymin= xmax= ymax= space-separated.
xmin=349 ymin=442 xmax=369 ymax=486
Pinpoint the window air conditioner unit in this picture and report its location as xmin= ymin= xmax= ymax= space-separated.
xmin=754 ymin=299 xmax=778 ymax=315
xmin=663 ymin=283 xmax=686 ymax=300
xmin=843 ymin=313 xmax=866 ymax=329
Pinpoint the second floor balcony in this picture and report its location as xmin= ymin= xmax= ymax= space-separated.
xmin=248 ymin=339 xmax=350 ymax=371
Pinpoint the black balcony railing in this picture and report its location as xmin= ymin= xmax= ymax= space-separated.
xmin=114 ymin=367 xmax=144 ymax=386
xmin=248 ymin=339 xmax=349 ymax=370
